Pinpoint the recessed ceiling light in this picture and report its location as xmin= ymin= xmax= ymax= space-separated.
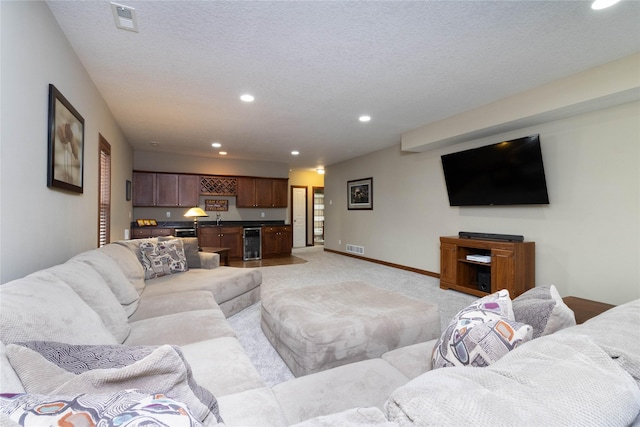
xmin=219 ymin=151 xmax=227 ymax=155
xmin=291 ymin=151 xmax=300 ymax=156
xmin=591 ymin=0 xmax=620 ymax=9
xmin=211 ymin=142 xmax=222 ymax=148
xmin=240 ymin=94 xmax=255 ymax=102
xmin=316 ymin=168 xmax=325 ymax=175
xmin=359 ymin=115 xmax=371 ymax=122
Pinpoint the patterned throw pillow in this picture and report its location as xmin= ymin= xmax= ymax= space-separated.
xmin=139 ymin=239 xmax=188 ymax=279
xmin=432 ymin=290 xmax=533 ymax=369
xmin=0 ymin=390 xmax=205 ymax=427
xmin=5 ymin=341 xmax=222 ymax=424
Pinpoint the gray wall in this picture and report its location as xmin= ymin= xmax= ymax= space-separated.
xmin=1 ymin=1 xmax=133 ymax=283
xmin=325 ymin=100 xmax=639 ymax=305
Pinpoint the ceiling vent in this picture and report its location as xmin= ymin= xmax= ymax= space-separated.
xmin=110 ymin=2 xmax=138 ymax=32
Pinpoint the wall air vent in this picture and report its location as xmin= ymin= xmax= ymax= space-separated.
xmin=346 ymin=244 xmax=364 ymax=255
xmin=111 ymin=2 xmax=138 ymax=33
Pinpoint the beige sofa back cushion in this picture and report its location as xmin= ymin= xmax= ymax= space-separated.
xmin=0 ymin=274 xmax=117 ymax=345
xmin=70 ymin=249 xmax=140 ymax=316
xmin=99 ymin=243 xmax=146 ymax=294
xmin=40 ymin=261 xmax=131 ymax=343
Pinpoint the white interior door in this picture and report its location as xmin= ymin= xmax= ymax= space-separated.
xmin=293 ymin=187 xmax=307 ymax=248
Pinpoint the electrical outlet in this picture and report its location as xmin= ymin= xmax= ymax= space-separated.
xmin=261 ymin=212 xmax=265 ymax=218
xmin=166 ymin=211 xmax=171 ymax=218
xmin=339 ymin=239 xmax=341 ymax=245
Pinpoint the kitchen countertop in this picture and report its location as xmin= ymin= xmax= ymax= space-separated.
xmin=131 ymin=220 xmax=286 ymax=229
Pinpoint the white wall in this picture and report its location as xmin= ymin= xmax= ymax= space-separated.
xmin=325 ymin=101 xmax=640 ymax=305
xmin=0 ymin=1 xmax=133 ymax=283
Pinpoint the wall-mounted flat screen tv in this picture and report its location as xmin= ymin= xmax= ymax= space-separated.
xmin=441 ymin=134 xmax=549 ymax=206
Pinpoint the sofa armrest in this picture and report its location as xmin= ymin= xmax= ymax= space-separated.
xmin=199 ymin=252 xmax=220 ymax=269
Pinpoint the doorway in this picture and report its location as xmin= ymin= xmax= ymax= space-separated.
xmin=313 ymin=187 xmax=324 ymax=245
xmin=292 ymin=186 xmax=307 ymax=248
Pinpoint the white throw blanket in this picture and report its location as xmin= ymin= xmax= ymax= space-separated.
xmin=385 ymin=333 xmax=640 ymax=426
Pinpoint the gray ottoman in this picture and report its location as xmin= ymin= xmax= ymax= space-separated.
xmin=261 ymin=281 xmax=440 ymax=377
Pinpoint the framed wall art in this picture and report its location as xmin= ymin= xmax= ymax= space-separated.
xmin=47 ymin=84 xmax=84 ymax=193
xmin=347 ymin=177 xmax=373 ymax=210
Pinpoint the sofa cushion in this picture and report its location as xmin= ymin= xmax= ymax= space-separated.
xmin=558 ymin=299 xmax=640 ymax=385
xmin=70 ymin=248 xmax=140 ymax=316
xmin=292 ymin=407 xmax=397 ymax=427
xmin=382 ymin=340 xmax=438 ymax=379
xmin=139 ymin=238 xmax=189 ymax=279
xmin=39 ymin=261 xmax=130 ymax=343
xmin=0 ymin=390 xmax=209 ymax=427
xmin=217 ymin=387 xmax=287 ymax=427
xmin=273 ymin=359 xmax=409 ymax=425
xmin=141 ymin=267 xmax=262 ymax=308
xmin=180 ymin=337 xmax=266 ymax=397
xmin=512 ymin=284 xmax=575 ymax=338
xmin=386 ymin=333 xmax=640 ymax=426
xmin=125 ymin=309 xmax=236 ymax=346
xmin=5 ymin=342 xmax=222 ymax=424
xmin=432 ymin=290 xmax=532 ymax=369
xmin=128 ymin=290 xmax=219 ymax=322
xmin=98 ymin=243 xmax=146 ymax=294
xmin=0 ymin=274 xmax=117 ymax=345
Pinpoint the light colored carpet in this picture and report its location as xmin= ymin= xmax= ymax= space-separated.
xmin=227 ymin=246 xmax=477 ymax=386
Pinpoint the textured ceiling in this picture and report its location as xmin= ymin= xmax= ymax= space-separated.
xmin=46 ymin=1 xmax=640 ymax=171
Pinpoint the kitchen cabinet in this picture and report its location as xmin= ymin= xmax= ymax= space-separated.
xmin=237 ymin=177 xmax=288 ymax=208
xmin=131 ymin=227 xmax=173 ymax=239
xmin=198 ymin=226 xmax=243 ymax=259
xmin=132 ymin=172 xmax=156 ymax=206
xmin=132 ymin=172 xmax=199 ymax=207
xmin=262 ymin=225 xmax=292 ymax=258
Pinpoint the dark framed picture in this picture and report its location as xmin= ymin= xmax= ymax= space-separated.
xmin=347 ymin=177 xmax=373 ymax=210
xmin=126 ymin=180 xmax=132 ymax=201
xmin=47 ymin=84 xmax=84 ymax=193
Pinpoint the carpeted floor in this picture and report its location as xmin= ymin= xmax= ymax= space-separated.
xmin=226 ymin=246 xmax=477 ymax=386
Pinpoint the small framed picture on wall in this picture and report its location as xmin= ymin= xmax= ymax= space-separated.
xmin=347 ymin=177 xmax=373 ymax=210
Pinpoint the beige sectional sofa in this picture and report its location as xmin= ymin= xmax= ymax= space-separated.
xmin=1 ymin=237 xmax=639 ymax=426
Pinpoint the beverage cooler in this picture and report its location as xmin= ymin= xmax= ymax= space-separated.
xmin=243 ymin=227 xmax=261 ymax=261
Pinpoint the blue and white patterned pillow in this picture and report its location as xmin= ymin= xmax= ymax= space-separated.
xmin=432 ymin=290 xmax=533 ymax=368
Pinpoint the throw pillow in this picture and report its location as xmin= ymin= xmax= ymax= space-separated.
xmin=0 ymin=390 xmax=206 ymax=427
xmin=512 ymin=285 xmax=576 ymax=338
xmin=432 ymin=290 xmax=533 ymax=369
xmin=139 ymin=239 xmax=189 ymax=279
xmin=5 ymin=341 xmax=222 ymax=424
xmin=159 ymin=236 xmax=201 ymax=268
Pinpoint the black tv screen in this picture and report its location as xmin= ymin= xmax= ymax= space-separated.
xmin=441 ymin=135 xmax=550 ymax=206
